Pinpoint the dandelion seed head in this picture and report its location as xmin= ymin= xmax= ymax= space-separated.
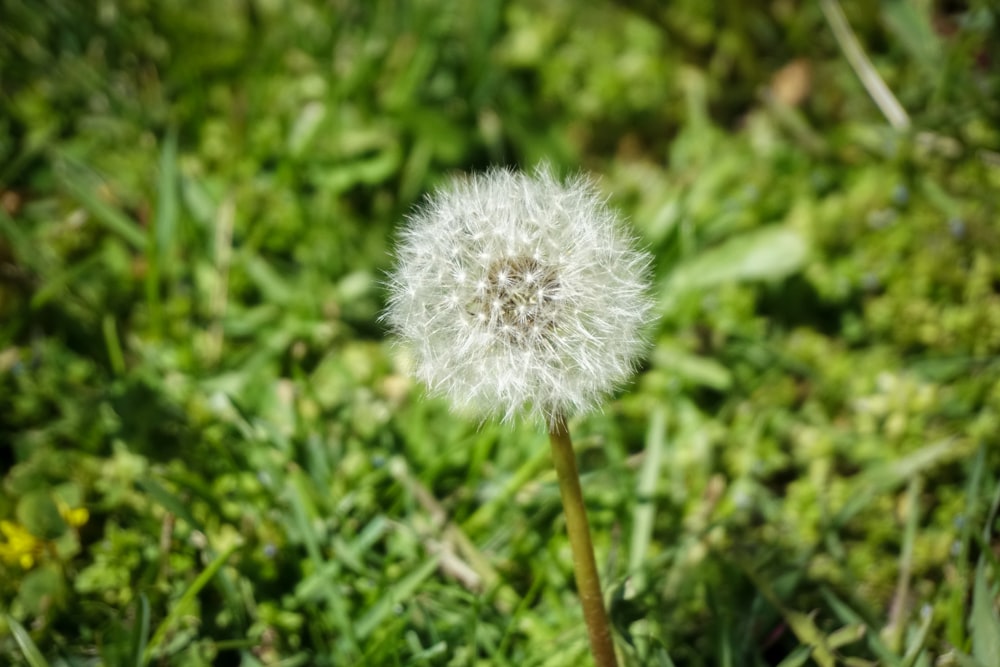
xmin=384 ymin=166 xmax=655 ymax=424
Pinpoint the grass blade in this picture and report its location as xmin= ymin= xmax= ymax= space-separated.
xmin=355 ymin=555 xmax=440 ymax=640
xmin=131 ymin=594 xmax=151 ymax=667
xmin=628 ymin=405 xmax=666 ymax=587
xmin=142 ymin=542 xmax=239 ymax=664
xmin=155 ymin=128 xmax=179 ymax=264
xmin=5 ymin=615 xmax=50 ymax=667
xmin=55 ymin=159 xmax=147 ymax=250
xmin=971 ymin=558 xmax=1000 ymax=665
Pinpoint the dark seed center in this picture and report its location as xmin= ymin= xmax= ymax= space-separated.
xmin=470 ymin=256 xmax=561 ymax=342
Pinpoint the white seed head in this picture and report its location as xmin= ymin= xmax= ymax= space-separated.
xmin=384 ymin=166 xmax=654 ymax=424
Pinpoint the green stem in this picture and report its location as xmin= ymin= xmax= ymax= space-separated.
xmin=548 ymin=415 xmax=618 ymax=667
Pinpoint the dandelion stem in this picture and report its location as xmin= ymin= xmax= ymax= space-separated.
xmin=548 ymin=415 xmax=618 ymax=667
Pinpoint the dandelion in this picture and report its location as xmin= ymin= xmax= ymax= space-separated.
xmin=385 ymin=166 xmax=654 ymax=667
xmin=385 ymin=166 xmax=653 ymax=425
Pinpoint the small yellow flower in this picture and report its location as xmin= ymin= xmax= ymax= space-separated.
xmin=57 ymin=501 xmax=90 ymax=528
xmin=0 ymin=520 xmax=42 ymax=570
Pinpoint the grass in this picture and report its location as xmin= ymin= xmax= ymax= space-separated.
xmin=1 ymin=0 xmax=999 ymax=665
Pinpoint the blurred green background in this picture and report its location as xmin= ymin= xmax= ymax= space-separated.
xmin=1 ymin=1 xmax=999 ymax=665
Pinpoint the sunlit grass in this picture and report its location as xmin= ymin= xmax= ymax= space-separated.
xmin=1 ymin=1 xmax=998 ymax=665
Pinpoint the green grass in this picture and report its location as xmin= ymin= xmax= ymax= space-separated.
xmin=1 ymin=0 xmax=999 ymax=665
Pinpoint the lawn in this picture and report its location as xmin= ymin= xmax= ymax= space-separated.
xmin=1 ymin=1 xmax=999 ymax=665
